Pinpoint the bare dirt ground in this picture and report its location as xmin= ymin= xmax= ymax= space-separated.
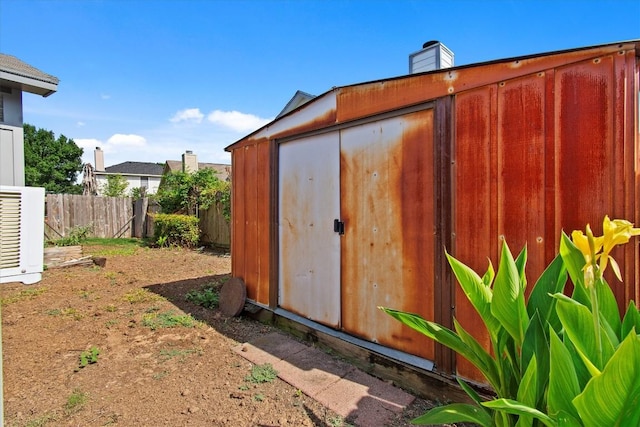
xmin=1 ymin=243 xmax=438 ymax=427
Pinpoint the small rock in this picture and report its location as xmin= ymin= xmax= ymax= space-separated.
xmin=181 ymin=390 xmax=190 ymax=396
xmin=188 ymin=406 xmax=200 ymax=414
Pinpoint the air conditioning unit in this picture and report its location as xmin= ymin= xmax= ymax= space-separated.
xmin=0 ymin=185 xmax=45 ymax=285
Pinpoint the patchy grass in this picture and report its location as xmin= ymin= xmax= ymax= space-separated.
xmin=64 ymin=389 xmax=88 ymax=416
xmin=46 ymin=307 xmax=84 ymax=321
xmin=141 ymin=311 xmax=197 ymax=330
xmin=1 ymin=287 xmax=48 ymax=306
xmin=123 ymin=288 xmax=164 ymax=304
xmin=159 ymin=347 xmax=203 ymax=362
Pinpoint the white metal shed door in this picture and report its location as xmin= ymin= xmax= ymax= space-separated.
xmin=278 ymin=132 xmax=341 ymax=327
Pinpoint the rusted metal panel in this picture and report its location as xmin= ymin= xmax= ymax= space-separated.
xmin=453 ymin=49 xmax=639 ymax=382
xmin=231 ymin=148 xmax=246 ymax=290
xmin=244 ymin=144 xmax=260 ymax=302
xmin=497 ymin=72 xmax=548 ymax=282
xmin=278 ymin=132 xmax=341 ymax=327
xmin=555 ymin=54 xmax=632 ymax=305
xmin=337 ymin=43 xmax=637 ymax=124
xmin=230 ymin=140 xmax=272 ymax=304
xmin=255 ymin=141 xmax=272 ymax=305
xmin=340 ymin=109 xmax=435 ymax=360
xmin=453 ymin=86 xmax=494 ymax=383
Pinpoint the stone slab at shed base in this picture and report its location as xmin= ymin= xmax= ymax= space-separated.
xmin=233 ymin=332 xmax=415 ymax=426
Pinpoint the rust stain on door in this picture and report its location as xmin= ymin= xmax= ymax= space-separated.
xmin=340 ymin=109 xmax=435 ymax=360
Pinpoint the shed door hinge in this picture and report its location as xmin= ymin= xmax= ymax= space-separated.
xmin=334 ymin=219 xmax=345 ymax=235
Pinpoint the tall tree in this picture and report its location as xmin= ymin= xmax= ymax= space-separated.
xmin=24 ymin=123 xmax=83 ymax=194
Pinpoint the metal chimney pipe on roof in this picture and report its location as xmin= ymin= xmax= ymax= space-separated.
xmin=409 ymin=41 xmax=454 ymax=74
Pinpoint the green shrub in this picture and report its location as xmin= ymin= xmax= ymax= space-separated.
xmin=381 ymin=216 xmax=640 ymax=426
xmin=153 ymin=213 xmax=199 ymax=248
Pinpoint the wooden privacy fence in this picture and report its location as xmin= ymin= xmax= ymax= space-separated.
xmin=44 ymin=194 xmax=230 ymax=246
xmin=46 ymin=194 xmax=135 ymax=238
xmin=199 ymin=205 xmax=231 ymax=247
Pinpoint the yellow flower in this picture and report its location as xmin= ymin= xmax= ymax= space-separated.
xmin=599 ymin=216 xmax=640 ymax=281
xmin=571 ymin=225 xmax=603 ymax=265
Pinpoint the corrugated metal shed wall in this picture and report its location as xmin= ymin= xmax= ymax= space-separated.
xmin=231 ymin=139 xmax=271 ymax=305
xmin=453 ymin=48 xmax=638 ymax=382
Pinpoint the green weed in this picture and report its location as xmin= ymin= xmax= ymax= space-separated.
xmin=104 ymin=304 xmax=118 ymax=312
xmin=48 ymin=307 xmax=83 ymax=320
xmin=64 ymin=389 xmax=88 ymax=415
xmin=254 ymin=393 xmax=265 ymax=402
xmin=142 ymin=311 xmax=196 ymax=330
xmin=185 ymin=285 xmax=219 ymax=309
xmin=77 ymin=346 xmax=100 ymax=369
xmin=245 ymin=363 xmax=278 ymax=384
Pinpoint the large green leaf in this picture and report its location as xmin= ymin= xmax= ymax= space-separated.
xmin=548 ymin=329 xmax=580 ymax=420
xmin=491 ymin=241 xmax=528 ymax=346
xmin=621 ymin=301 xmax=640 ymax=339
xmin=515 ymin=356 xmax=538 ymax=427
xmin=521 ymin=311 xmax=549 ymax=408
xmin=379 ymin=308 xmax=491 ymax=375
xmin=573 ymin=334 xmax=640 ymax=427
xmin=482 ymin=259 xmax=495 ymax=288
xmin=482 ymin=398 xmax=555 ymax=427
xmin=446 ymin=252 xmax=501 ymax=339
xmin=554 ymin=294 xmax=615 ymax=370
xmin=454 ymin=318 xmax=500 ymax=388
xmin=515 ymin=245 xmax=528 ymax=292
xmin=595 ymin=277 xmax=622 ymax=338
xmin=411 ymin=403 xmax=493 ymax=426
xmin=555 ymin=410 xmax=583 ymax=427
xmin=526 ymin=254 xmax=567 ymax=332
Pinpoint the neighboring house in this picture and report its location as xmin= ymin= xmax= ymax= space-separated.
xmin=163 ymin=150 xmax=231 ymax=181
xmin=0 ymin=53 xmax=59 ymax=186
xmin=93 ymin=147 xmax=163 ymax=195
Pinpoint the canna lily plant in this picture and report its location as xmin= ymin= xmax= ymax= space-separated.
xmin=380 ymin=216 xmax=640 ymax=426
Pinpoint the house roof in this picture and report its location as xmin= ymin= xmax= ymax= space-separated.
xmin=100 ymin=161 xmax=164 ymax=177
xmin=164 ymin=160 xmax=231 ymax=181
xmin=276 ymin=90 xmax=316 ymax=119
xmin=0 ymin=53 xmax=59 ymax=97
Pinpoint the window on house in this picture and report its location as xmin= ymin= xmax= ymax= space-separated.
xmin=0 ymin=94 xmax=4 ymax=123
xmin=140 ymin=176 xmax=148 ymax=189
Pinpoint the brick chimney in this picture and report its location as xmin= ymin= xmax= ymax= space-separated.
xmin=94 ymin=147 xmax=105 ymax=171
xmin=182 ymin=150 xmax=198 ymax=173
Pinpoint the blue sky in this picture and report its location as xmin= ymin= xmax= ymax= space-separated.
xmin=1 ymin=0 xmax=639 ymax=169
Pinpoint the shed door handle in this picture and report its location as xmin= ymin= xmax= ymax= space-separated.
xmin=334 ymin=219 xmax=345 ymax=235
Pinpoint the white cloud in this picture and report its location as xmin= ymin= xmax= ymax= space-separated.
xmin=101 ymin=94 xmax=111 ymax=100
xmin=207 ymin=110 xmax=272 ymax=133
xmin=75 ymin=138 xmax=103 ymax=150
xmin=170 ymin=108 xmax=204 ymax=123
xmin=76 ymin=121 xmax=86 ymax=127
xmin=107 ymin=134 xmax=147 ymax=147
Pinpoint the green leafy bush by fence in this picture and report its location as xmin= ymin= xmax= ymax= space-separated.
xmin=153 ymin=213 xmax=200 ymax=248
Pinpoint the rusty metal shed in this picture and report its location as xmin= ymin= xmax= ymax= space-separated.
xmin=225 ymin=40 xmax=639 ymax=389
